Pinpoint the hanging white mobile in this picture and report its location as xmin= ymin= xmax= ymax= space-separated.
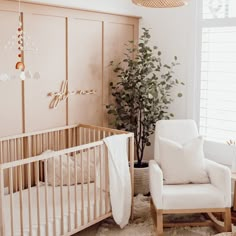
xmin=0 ymin=0 xmax=40 ymax=81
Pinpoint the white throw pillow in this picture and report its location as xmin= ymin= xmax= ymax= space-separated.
xmin=42 ymin=150 xmax=96 ymax=186
xmin=159 ymin=136 xmax=210 ymax=184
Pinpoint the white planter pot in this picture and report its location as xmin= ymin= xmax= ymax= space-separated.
xmin=134 ymin=163 xmax=149 ymax=195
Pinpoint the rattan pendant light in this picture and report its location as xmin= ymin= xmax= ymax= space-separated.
xmin=132 ymin=0 xmax=188 ymax=8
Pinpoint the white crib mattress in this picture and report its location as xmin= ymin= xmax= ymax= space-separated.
xmin=4 ymin=183 xmax=110 ymax=236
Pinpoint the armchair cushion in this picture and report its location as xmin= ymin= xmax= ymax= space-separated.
xmin=159 ymin=136 xmax=210 ymax=184
xmin=162 ymin=184 xmax=225 ymax=210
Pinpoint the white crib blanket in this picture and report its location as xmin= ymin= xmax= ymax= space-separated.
xmin=104 ymin=134 xmax=131 ymax=228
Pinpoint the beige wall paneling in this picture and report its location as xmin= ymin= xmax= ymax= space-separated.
xmin=0 ymin=0 xmax=140 ymax=136
xmin=103 ymin=22 xmax=138 ymax=126
xmin=68 ymin=18 xmax=103 ymax=126
xmin=23 ymin=13 xmax=67 ymax=132
xmin=0 ymin=10 xmax=23 ymax=137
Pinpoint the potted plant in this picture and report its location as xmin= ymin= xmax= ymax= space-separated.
xmin=106 ymin=28 xmax=183 ymax=195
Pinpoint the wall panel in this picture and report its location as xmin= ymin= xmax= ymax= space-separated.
xmin=24 ymin=13 xmax=66 ymax=132
xmin=0 ymin=10 xmax=23 ymax=137
xmin=68 ymin=18 xmax=103 ymax=126
xmin=103 ymin=22 xmax=136 ymax=126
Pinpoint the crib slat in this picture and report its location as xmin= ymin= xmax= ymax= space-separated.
xmin=68 ymin=129 xmax=71 ymax=149
xmin=53 ymin=132 xmax=56 ymax=150
xmin=88 ymin=129 xmax=91 ymax=143
xmin=79 ymin=127 xmax=82 ymax=146
xmin=60 ymin=130 xmax=62 ymax=149
xmin=32 ymin=136 xmax=36 ymax=157
xmin=57 ymin=131 xmax=60 ymax=151
xmin=52 ymin=157 xmax=56 ymax=235
xmin=74 ymin=151 xmax=78 ymax=228
xmin=84 ymin=128 xmax=86 ymax=145
xmin=98 ymin=130 xmax=101 ymax=141
xmin=40 ymin=134 xmax=43 ymax=153
xmin=0 ymin=167 xmax=5 ymax=236
xmin=87 ymin=149 xmax=91 ymax=222
xmin=43 ymin=133 xmax=47 ymax=150
xmin=7 ymin=140 xmax=10 ymax=163
xmin=38 ymin=135 xmax=44 ymax=184
xmin=9 ymin=140 xmax=16 ymax=191
xmin=27 ymin=163 xmax=32 ymax=236
xmin=49 ymin=132 xmax=53 ymax=150
xmin=81 ymin=151 xmax=84 ymax=225
xmin=64 ymin=129 xmax=66 ymax=149
xmin=35 ymin=161 xmax=41 ymax=236
xmin=60 ymin=155 xmax=65 ymax=234
xmin=13 ymin=138 xmax=17 ymax=165
xmin=76 ymin=127 xmax=80 ymax=146
xmin=44 ymin=160 xmax=49 ymax=236
xmin=42 ymin=133 xmax=45 ymax=151
xmin=67 ymin=154 xmax=71 ymax=232
xmin=130 ymin=135 xmax=134 ymax=220
xmin=0 ymin=142 xmax=2 ymax=164
xmin=105 ymin=146 xmax=109 ymax=213
xmin=73 ymin=127 xmax=77 ymax=147
xmin=19 ymin=165 xmax=24 ymax=236
xmin=46 ymin=133 xmax=49 ymax=150
xmin=21 ymin=139 xmax=25 ymax=189
xmin=9 ymin=167 xmax=14 ymax=236
xmin=14 ymin=140 xmax=18 ymax=191
xmin=99 ymin=145 xmax=102 ymax=216
xmin=12 ymin=139 xmax=15 ymax=163
xmin=94 ymin=147 xmax=97 ymax=219
xmin=57 ymin=131 xmax=59 ymax=149
xmin=93 ymin=129 xmax=96 ymax=142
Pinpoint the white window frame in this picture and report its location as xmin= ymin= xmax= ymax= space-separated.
xmin=193 ymin=0 xmax=236 ymax=166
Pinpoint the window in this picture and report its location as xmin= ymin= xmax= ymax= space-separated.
xmin=202 ymin=0 xmax=236 ymax=19
xmin=199 ymin=0 xmax=236 ymax=142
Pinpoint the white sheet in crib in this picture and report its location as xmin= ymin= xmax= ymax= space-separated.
xmin=4 ymin=183 xmax=109 ymax=236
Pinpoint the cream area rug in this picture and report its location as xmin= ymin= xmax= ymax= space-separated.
xmin=96 ymin=195 xmax=235 ymax=236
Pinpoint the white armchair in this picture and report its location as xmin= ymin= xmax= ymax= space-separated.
xmin=150 ymin=120 xmax=232 ymax=235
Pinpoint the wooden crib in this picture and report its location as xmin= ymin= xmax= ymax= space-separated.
xmin=0 ymin=124 xmax=134 ymax=236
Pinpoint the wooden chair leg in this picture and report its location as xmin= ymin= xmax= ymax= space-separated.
xmin=156 ymin=210 xmax=163 ymax=236
xmin=150 ymin=199 xmax=157 ymax=227
xmin=224 ymin=208 xmax=232 ymax=232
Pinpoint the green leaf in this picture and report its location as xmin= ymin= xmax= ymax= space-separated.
xmin=177 ymin=93 xmax=183 ymax=97
xmin=164 ymin=64 xmax=171 ymax=69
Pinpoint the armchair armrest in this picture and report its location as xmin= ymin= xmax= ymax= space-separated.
xmin=149 ymin=160 xmax=163 ymax=209
xmin=205 ymin=159 xmax=231 ymax=207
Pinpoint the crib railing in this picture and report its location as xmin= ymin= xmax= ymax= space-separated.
xmin=0 ymin=124 xmax=134 ymax=236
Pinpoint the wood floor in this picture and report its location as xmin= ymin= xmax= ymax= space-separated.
xmin=74 ymin=223 xmax=100 ymax=236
